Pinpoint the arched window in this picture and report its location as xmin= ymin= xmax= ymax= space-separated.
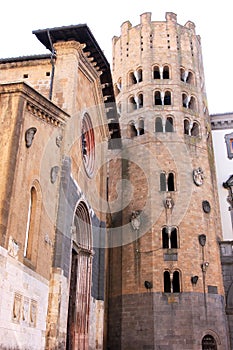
xmin=167 ymin=172 xmax=175 ymax=191
xmin=160 ymin=172 xmax=166 ymax=191
xmin=170 ymin=227 xmax=178 ymax=248
xmin=24 ymin=182 xmax=41 ymax=267
xmin=81 ymin=113 xmax=95 ymax=177
xmin=162 ymin=227 xmax=169 ymax=249
xmin=153 ymin=65 xmax=160 ymax=79
xmin=163 ymin=270 xmax=181 ymax=293
xmin=164 ymin=271 xmax=171 ymax=293
xmin=117 ymin=102 xmax=121 ymax=115
xmin=184 ymin=119 xmax=190 ymax=135
xmin=155 ymin=117 xmax=163 ymax=132
xmin=155 ymin=91 xmax=162 ymax=105
xmin=165 ymin=117 xmax=173 ymax=132
xmin=173 ymin=271 xmax=180 ymax=292
xmin=163 ymin=65 xmax=170 ymax=79
xmin=138 ymin=93 xmax=143 ymax=108
xmin=129 ymin=69 xmax=143 ymax=85
xmin=162 ymin=227 xmax=178 ymax=249
xmin=160 ymin=172 xmax=175 ymax=191
xmin=182 ymin=93 xmax=189 ymax=108
xmin=202 ymin=335 xmax=217 ymax=350
xmin=180 ymin=68 xmax=187 ymax=82
xmin=114 ymin=78 xmax=122 ymax=95
xmin=164 ymin=91 xmax=171 ymax=105
xmin=191 ymin=122 xmax=200 ymax=137
xmin=24 ymin=187 xmax=37 ymax=260
xmin=186 ymin=71 xmax=194 ymax=85
xmin=136 ymin=68 xmax=143 ymax=83
xmin=138 ymin=119 xmax=144 ymax=135
xmin=189 ymin=96 xmax=197 ymax=111
xmin=129 ymin=96 xmax=137 ymax=111
xmin=129 ymin=71 xmax=137 ymax=85
xmin=180 ymin=68 xmax=195 ymax=85
xmin=128 ymin=122 xmax=137 ymax=138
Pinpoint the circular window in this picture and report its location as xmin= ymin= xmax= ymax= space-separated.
xmin=81 ymin=113 xmax=95 ymax=177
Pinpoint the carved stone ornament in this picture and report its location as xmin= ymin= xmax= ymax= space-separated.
xmin=225 ymin=132 xmax=233 ymax=160
xmin=223 ymin=175 xmax=233 ymax=209
xmin=164 ymin=197 xmax=174 ymax=209
xmin=202 ymin=200 xmax=211 ymax=213
xmin=8 ymin=236 xmax=19 ymax=258
xmin=50 ymin=166 xmax=59 ymax=184
xmin=131 ymin=210 xmax=141 ymax=230
xmin=25 ymin=127 xmax=37 ymax=148
xmin=193 ymin=167 xmax=204 ymax=186
xmin=198 ymin=234 xmax=206 ymax=247
xmin=56 ymin=135 xmax=63 ymax=147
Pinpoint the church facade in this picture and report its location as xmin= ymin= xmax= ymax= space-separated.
xmin=0 ymin=24 xmax=120 ymax=349
xmin=0 ymin=11 xmax=232 ymax=350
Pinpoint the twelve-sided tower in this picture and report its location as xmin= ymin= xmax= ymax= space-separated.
xmin=107 ymin=12 xmax=230 ymax=350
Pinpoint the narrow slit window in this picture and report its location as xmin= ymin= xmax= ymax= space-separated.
xmin=24 ymin=187 xmax=37 ymax=260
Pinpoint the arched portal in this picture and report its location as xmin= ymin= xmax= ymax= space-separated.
xmin=66 ymin=201 xmax=93 ymax=350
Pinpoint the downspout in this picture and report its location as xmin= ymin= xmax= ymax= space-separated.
xmin=47 ymin=30 xmax=56 ymax=100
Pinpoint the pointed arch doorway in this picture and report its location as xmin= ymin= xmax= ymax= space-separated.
xmin=66 ymin=201 xmax=93 ymax=350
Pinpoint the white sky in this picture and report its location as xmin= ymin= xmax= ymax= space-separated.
xmin=1 ymin=0 xmax=232 ymax=115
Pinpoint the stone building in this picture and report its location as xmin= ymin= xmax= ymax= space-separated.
xmin=210 ymin=112 xmax=233 ymax=349
xmin=0 ymin=24 xmax=120 ymax=349
xmin=107 ymin=12 xmax=230 ymax=349
xmin=0 ymin=10 xmax=232 ymax=350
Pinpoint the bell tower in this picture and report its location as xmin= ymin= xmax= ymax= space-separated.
xmin=107 ymin=12 xmax=230 ymax=350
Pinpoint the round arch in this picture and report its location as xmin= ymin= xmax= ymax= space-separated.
xmin=73 ymin=200 xmax=92 ymax=250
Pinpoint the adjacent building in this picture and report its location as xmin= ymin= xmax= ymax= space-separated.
xmin=211 ymin=112 xmax=233 ymax=348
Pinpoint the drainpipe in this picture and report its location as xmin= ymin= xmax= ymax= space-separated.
xmin=47 ymin=30 xmax=56 ymax=100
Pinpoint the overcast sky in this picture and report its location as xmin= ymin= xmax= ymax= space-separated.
xmin=1 ymin=0 xmax=232 ymax=115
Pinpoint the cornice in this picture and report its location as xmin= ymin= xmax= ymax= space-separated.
xmin=210 ymin=112 xmax=233 ymax=130
xmin=26 ymin=101 xmax=65 ymax=127
xmin=0 ymin=81 xmax=69 ymax=127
